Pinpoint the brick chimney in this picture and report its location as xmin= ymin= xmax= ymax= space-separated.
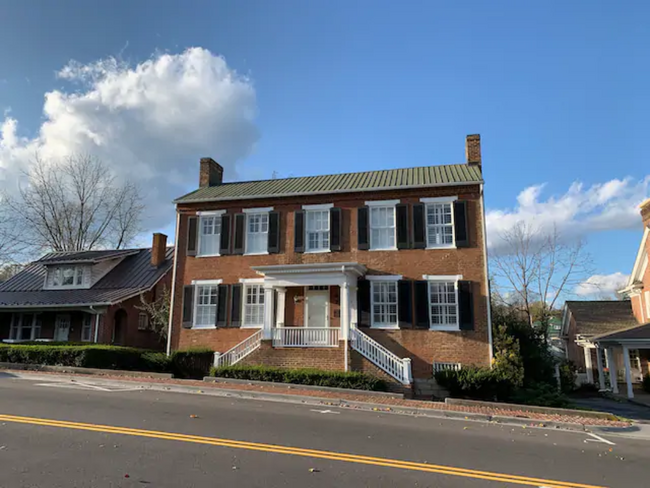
xmin=199 ymin=157 xmax=224 ymax=188
xmin=151 ymin=233 xmax=168 ymax=267
xmin=465 ymin=134 xmax=481 ymax=166
xmin=641 ymin=198 xmax=650 ymax=228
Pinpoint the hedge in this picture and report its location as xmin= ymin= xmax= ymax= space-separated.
xmin=211 ymin=365 xmax=388 ymax=391
xmin=434 ymin=367 xmax=515 ymax=402
xmin=0 ymin=344 xmax=214 ymax=379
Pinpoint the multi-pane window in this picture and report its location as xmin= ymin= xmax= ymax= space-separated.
xmin=194 ymin=285 xmax=218 ymax=327
xmin=306 ymin=210 xmax=330 ymax=252
xmin=629 ymin=349 xmax=641 ymax=371
xmin=426 ymin=203 xmax=454 ymax=247
xmin=9 ymin=314 xmax=41 ymax=341
xmin=244 ymin=285 xmax=265 ymax=327
xmin=371 ymin=281 xmax=398 ymax=328
xmin=81 ymin=314 xmax=93 ymax=342
xmin=428 ymin=281 xmax=458 ymax=328
xmin=138 ymin=313 xmax=149 ymax=331
xmin=50 ymin=266 xmax=86 ymax=288
xmin=246 ymin=213 xmax=269 ymax=254
xmin=199 ymin=215 xmax=221 ymax=256
xmin=369 ymin=206 xmax=396 ymax=250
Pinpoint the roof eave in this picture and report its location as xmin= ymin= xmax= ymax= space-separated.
xmin=173 ymin=179 xmax=485 ymax=205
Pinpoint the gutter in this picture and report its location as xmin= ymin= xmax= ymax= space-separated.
xmin=166 ymin=210 xmax=181 ymax=356
xmin=479 ymin=183 xmax=494 ymax=364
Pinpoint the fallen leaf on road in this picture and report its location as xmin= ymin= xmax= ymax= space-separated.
xmin=309 ymin=468 xmax=320 ymax=473
xmin=189 ymin=414 xmax=199 ymax=419
xmin=463 ymin=427 xmax=468 ymax=430
xmin=125 ymin=474 xmax=130 ymax=478
xmin=197 ymin=390 xmax=203 ymax=393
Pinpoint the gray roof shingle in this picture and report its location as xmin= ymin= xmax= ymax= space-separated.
xmin=174 ymin=163 xmax=483 ymax=204
xmin=565 ymin=300 xmax=639 ymax=336
xmin=594 ymin=322 xmax=650 ymax=342
xmin=37 ymin=249 xmax=139 ymax=264
xmin=0 ymin=247 xmax=174 ymax=308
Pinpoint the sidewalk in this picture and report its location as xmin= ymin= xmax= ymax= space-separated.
xmin=2 ymin=369 xmax=630 ymax=428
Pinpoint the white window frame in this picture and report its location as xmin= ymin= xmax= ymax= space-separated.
xmin=366 ymin=199 xmax=399 ymax=251
xmin=81 ymin=314 xmax=93 ymax=342
xmin=197 ymin=210 xmax=225 ymax=257
xmin=629 ymin=349 xmax=641 ymax=371
xmin=370 ymin=280 xmax=399 ymax=329
xmin=244 ymin=207 xmax=272 ymax=255
xmin=242 ymin=283 xmax=265 ymax=328
xmin=304 ymin=204 xmax=333 ymax=253
xmin=138 ymin=312 xmax=149 ymax=331
xmin=426 ymin=276 xmax=461 ymax=331
xmin=192 ymin=279 xmax=222 ymax=329
xmin=48 ymin=265 xmax=89 ymax=290
xmin=421 ymin=197 xmax=457 ymax=250
xmin=6 ymin=313 xmax=41 ymax=343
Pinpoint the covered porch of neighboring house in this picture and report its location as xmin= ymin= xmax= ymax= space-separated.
xmin=592 ymin=324 xmax=650 ymax=400
xmin=1 ymin=308 xmax=106 ymax=344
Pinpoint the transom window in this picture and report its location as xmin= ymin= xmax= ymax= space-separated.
xmin=306 ymin=210 xmax=330 ymax=252
xmin=428 ymin=281 xmax=458 ymax=328
xmin=81 ymin=314 xmax=93 ymax=342
xmin=369 ymin=206 xmax=396 ymax=250
xmin=50 ymin=265 xmax=88 ymax=289
xmin=371 ymin=281 xmax=398 ymax=328
xmin=198 ymin=215 xmax=221 ymax=256
xmin=246 ymin=213 xmax=269 ymax=254
xmin=243 ymin=285 xmax=265 ymax=327
xmin=8 ymin=313 xmax=41 ymax=342
xmin=194 ymin=285 xmax=218 ymax=327
xmin=426 ymin=202 xmax=454 ymax=248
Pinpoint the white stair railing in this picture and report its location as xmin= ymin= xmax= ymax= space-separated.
xmin=214 ymin=330 xmax=262 ymax=368
xmin=350 ymin=328 xmax=412 ymax=385
xmin=433 ymin=362 xmax=462 ymax=373
xmin=273 ymin=327 xmax=340 ymax=347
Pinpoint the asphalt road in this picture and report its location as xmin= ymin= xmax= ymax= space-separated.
xmin=0 ymin=373 xmax=648 ymax=488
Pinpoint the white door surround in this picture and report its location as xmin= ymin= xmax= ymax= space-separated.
xmin=54 ymin=314 xmax=71 ymax=342
xmin=305 ymin=287 xmax=329 ymax=328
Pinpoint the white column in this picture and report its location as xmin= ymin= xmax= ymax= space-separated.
xmin=340 ymin=282 xmax=350 ymax=340
xmin=275 ymin=287 xmax=286 ymax=328
xmin=596 ymin=347 xmax=606 ymax=390
xmin=584 ymin=347 xmax=594 ymax=384
xmin=606 ymin=348 xmax=618 ymax=393
xmin=262 ymin=286 xmax=275 ymax=341
xmin=349 ymin=285 xmax=358 ymax=329
xmin=93 ymin=314 xmax=101 ymax=343
xmin=623 ymin=345 xmax=634 ymax=399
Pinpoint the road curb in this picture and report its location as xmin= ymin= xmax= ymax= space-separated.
xmin=445 ymin=398 xmax=614 ymax=421
xmin=0 ymin=363 xmax=173 ymax=380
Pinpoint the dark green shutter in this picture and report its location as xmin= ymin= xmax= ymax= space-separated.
xmin=357 ymin=207 xmax=369 ymax=250
xmin=412 ymin=204 xmax=426 ymax=249
xmin=216 ymin=284 xmax=228 ymax=327
xmin=398 ymin=280 xmax=413 ymax=328
xmin=414 ymin=280 xmax=429 ymax=329
xmin=220 ymin=214 xmax=231 ymax=255
xmin=454 ymin=201 xmax=470 ymax=248
xmin=357 ymin=279 xmax=371 ymax=327
xmin=187 ymin=217 xmax=198 ymax=256
xmin=330 ymin=207 xmax=342 ymax=251
xmin=294 ymin=210 xmax=305 ymax=252
xmin=229 ymin=284 xmax=242 ymax=327
xmin=268 ymin=211 xmax=281 ymax=253
xmin=396 ymin=204 xmax=409 ymax=249
xmin=182 ymin=285 xmax=194 ymax=328
xmin=458 ymin=281 xmax=474 ymax=330
xmin=233 ymin=214 xmax=245 ymax=255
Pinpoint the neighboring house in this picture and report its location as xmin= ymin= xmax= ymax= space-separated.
xmin=167 ymin=134 xmax=492 ymax=392
xmin=560 ymin=300 xmax=638 ymax=384
xmin=0 ymin=234 xmax=173 ymax=350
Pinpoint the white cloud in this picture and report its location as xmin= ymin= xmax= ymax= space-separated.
xmin=0 ymin=47 xmax=258 ymax=232
xmin=575 ymin=272 xmax=630 ymax=297
xmin=486 ymin=178 xmax=650 ymax=251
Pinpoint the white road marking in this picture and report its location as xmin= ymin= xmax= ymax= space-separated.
xmin=584 ymin=432 xmax=616 ymax=446
xmin=35 ymin=382 xmax=140 ymax=393
xmin=310 ymin=409 xmax=340 ymax=415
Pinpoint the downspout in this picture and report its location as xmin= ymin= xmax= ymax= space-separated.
xmin=480 ymin=183 xmax=494 ymax=364
xmin=90 ymin=305 xmax=101 ymax=343
xmin=166 ymin=210 xmax=181 ymax=356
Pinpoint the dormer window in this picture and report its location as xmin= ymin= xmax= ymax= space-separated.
xmin=48 ymin=265 xmax=89 ymax=289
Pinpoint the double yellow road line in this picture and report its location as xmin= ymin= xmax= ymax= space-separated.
xmin=0 ymin=413 xmax=604 ymax=488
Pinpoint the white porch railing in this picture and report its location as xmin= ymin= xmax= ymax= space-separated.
xmin=350 ymin=328 xmax=412 ymax=385
xmin=273 ymin=327 xmax=340 ymax=348
xmin=433 ymin=362 xmax=462 ymax=373
xmin=214 ymin=330 xmax=262 ymax=368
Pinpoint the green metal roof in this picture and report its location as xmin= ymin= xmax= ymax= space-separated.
xmin=174 ymin=163 xmax=483 ymax=204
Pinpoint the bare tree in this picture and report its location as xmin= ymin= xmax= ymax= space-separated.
xmin=491 ymin=222 xmax=592 ymax=332
xmin=135 ymin=286 xmax=171 ymax=342
xmin=4 ymin=154 xmax=144 ymax=252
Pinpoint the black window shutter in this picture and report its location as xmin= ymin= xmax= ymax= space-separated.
xmin=233 ymin=214 xmax=245 ymax=255
xmin=357 ymin=207 xmax=369 ymax=250
xmin=220 ymin=214 xmax=231 ymax=255
xmin=330 ymin=207 xmax=342 ymax=251
xmin=229 ymin=284 xmax=242 ymax=328
xmin=414 ymin=280 xmax=429 ymax=329
xmin=187 ymin=216 xmax=198 ymax=256
xmin=182 ymin=285 xmax=194 ymax=328
xmin=458 ymin=281 xmax=474 ymax=330
xmin=268 ymin=211 xmax=281 ymax=254
xmin=216 ymin=284 xmax=229 ymax=327
xmin=398 ymin=280 xmax=413 ymax=328
xmin=454 ymin=200 xmax=470 ymax=248
xmin=357 ymin=279 xmax=371 ymax=327
xmin=412 ymin=204 xmax=426 ymax=249
xmin=294 ymin=210 xmax=305 ymax=252
xmin=396 ymin=204 xmax=409 ymax=249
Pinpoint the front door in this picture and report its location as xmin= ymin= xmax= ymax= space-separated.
xmin=306 ymin=287 xmax=329 ymax=328
xmin=54 ymin=314 xmax=71 ymax=342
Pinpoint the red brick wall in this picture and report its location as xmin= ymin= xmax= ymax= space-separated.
xmin=240 ymin=341 xmax=345 ymax=371
xmin=170 ymin=184 xmax=490 ymax=377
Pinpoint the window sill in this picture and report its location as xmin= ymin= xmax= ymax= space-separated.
xmin=192 ymin=325 xmax=217 ymax=330
xmin=367 ymin=247 xmax=398 ymax=252
xmin=370 ymin=325 xmax=400 ymax=330
xmin=244 ymin=252 xmax=269 ymax=256
xmin=425 ymin=245 xmax=456 ymax=250
xmin=196 ymin=253 xmax=221 ymax=258
xmin=429 ymin=325 xmax=460 ymax=332
xmin=241 ymin=324 xmax=263 ymax=329
xmin=305 ymin=249 xmax=331 ymax=254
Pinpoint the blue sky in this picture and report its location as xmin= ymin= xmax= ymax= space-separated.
xmin=0 ymin=1 xmax=648 ymax=297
